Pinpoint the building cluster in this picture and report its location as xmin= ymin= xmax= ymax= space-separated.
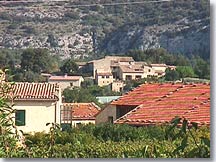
xmin=78 ymin=56 xmax=175 ymax=92
xmin=41 ymin=56 xmax=175 ymax=92
xmin=0 ymin=56 xmax=209 ymax=134
xmin=9 ymin=81 xmax=210 ymax=133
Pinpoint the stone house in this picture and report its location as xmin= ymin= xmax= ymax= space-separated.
xmin=11 ymin=82 xmax=62 ymax=133
xmin=61 ymin=102 xmax=101 ymax=127
xmin=48 ymin=75 xmax=84 ymax=91
xmin=150 ymin=64 xmax=167 ymax=77
xmin=95 ymin=71 xmax=114 ymax=87
xmin=96 ymin=83 xmax=210 ymax=127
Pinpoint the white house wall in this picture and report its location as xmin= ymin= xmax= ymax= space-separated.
xmin=13 ymin=101 xmax=59 ymax=133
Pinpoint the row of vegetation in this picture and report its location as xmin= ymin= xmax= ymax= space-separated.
xmin=0 ymin=47 xmax=210 ymax=81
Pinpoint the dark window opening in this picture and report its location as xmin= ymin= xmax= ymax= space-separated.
xmin=108 ymin=116 xmax=113 ymax=123
xmin=15 ymin=110 xmax=25 ymax=126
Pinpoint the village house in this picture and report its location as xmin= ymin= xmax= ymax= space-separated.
xmin=118 ymin=64 xmax=145 ymax=81
xmin=48 ymin=75 xmax=84 ymax=91
xmin=11 ymin=82 xmax=62 ymax=133
xmin=88 ymin=56 xmax=135 ymax=79
xmin=95 ymin=70 xmax=114 ymax=87
xmin=150 ymin=64 xmax=167 ymax=77
xmin=61 ymin=102 xmax=101 ymax=128
xmin=111 ymin=80 xmax=124 ymax=92
xmin=96 ymin=83 xmax=210 ymax=126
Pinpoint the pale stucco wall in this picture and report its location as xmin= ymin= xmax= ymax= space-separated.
xmin=143 ymin=66 xmax=156 ymax=78
xmin=13 ymin=101 xmax=60 ymax=133
xmin=96 ymin=75 xmax=114 ymax=87
xmin=121 ymin=72 xmax=144 ymax=80
xmin=111 ymin=81 xmax=124 ymax=92
xmin=95 ymin=105 xmax=116 ymax=124
xmin=49 ymin=79 xmax=82 ymax=91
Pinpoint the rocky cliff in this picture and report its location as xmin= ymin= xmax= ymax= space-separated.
xmin=0 ymin=0 xmax=210 ymax=59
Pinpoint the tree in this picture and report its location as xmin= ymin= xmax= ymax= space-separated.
xmin=20 ymin=48 xmax=54 ymax=73
xmin=191 ymin=56 xmax=210 ymax=80
xmin=164 ymin=68 xmax=180 ymax=81
xmin=60 ymin=59 xmax=78 ymax=75
xmin=176 ymin=66 xmax=195 ymax=79
xmin=63 ymin=87 xmax=99 ymax=104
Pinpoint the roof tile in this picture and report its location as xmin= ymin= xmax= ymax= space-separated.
xmin=62 ymin=103 xmax=101 ymax=120
xmin=113 ymin=83 xmax=210 ymax=126
xmin=11 ymin=82 xmax=59 ymax=101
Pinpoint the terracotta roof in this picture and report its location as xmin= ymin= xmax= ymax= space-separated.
xmin=62 ymin=103 xmax=101 ymax=120
xmin=119 ymin=64 xmax=144 ymax=73
xmin=105 ymin=56 xmax=134 ymax=62
xmin=114 ymin=83 xmax=210 ymax=126
xmin=49 ymin=75 xmax=82 ymax=81
xmin=11 ymin=82 xmax=59 ymax=101
xmin=151 ymin=64 xmax=167 ymax=67
xmin=97 ymin=72 xmax=113 ymax=76
xmin=111 ymin=83 xmax=182 ymax=106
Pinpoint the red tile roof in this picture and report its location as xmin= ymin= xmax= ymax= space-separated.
xmin=119 ymin=64 xmax=144 ymax=73
xmin=151 ymin=64 xmax=167 ymax=67
xmin=111 ymin=83 xmax=183 ymax=106
xmin=49 ymin=75 xmax=82 ymax=81
xmin=11 ymin=82 xmax=59 ymax=101
xmin=62 ymin=103 xmax=101 ymax=120
xmin=113 ymin=83 xmax=210 ymax=126
xmin=97 ymin=72 xmax=113 ymax=76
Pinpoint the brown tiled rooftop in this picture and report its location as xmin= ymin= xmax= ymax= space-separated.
xmin=11 ymin=82 xmax=59 ymax=101
xmin=119 ymin=64 xmax=144 ymax=73
xmin=113 ymin=83 xmax=210 ymax=126
xmin=97 ymin=72 xmax=113 ymax=76
xmin=62 ymin=103 xmax=101 ymax=120
xmin=49 ymin=75 xmax=82 ymax=81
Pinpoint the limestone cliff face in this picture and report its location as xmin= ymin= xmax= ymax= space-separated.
xmin=100 ymin=18 xmax=210 ymax=56
xmin=0 ymin=0 xmax=210 ymax=59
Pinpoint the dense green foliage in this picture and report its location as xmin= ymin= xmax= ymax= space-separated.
xmin=22 ymin=122 xmax=210 ymax=158
xmin=60 ymin=59 xmax=79 ymax=75
xmin=63 ymin=85 xmax=121 ymax=105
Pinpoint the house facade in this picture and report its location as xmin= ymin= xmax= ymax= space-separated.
xmin=11 ymin=82 xmax=62 ymax=133
xmin=118 ymin=64 xmax=144 ymax=81
xmin=61 ymin=102 xmax=101 ymax=127
xmin=111 ymin=80 xmax=124 ymax=92
xmin=95 ymin=71 xmax=114 ymax=87
xmin=96 ymin=83 xmax=210 ymax=127
xmin=89 ymin=56 xmax=135 ymax=79
xmin=150 ymin=64 xmax=167 ymax=77
xmin=48 ymin=75 xmax=84 ymax=91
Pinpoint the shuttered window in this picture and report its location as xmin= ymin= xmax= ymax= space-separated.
xmin=15 ymin=110 xmax=25 ymax=126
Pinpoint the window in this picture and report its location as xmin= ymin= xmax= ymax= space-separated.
xmin=102 ymin=76 xmax=105 ymax=78
xmin=15 ymin=110 xmax=25 ymax=126
xmin=70 ymin=82 xmax=73 ymax=86
xmin=135 ymin=75 xmax=142 ymax=80
xmin=106 ymin=76 xmax=110 ymax=78
xmin=76 ymin=122 xmax=82 ymax=128
xmin=125 ymin=75 xmax=132 ymax=81
xmin=108 ymin=116 xmax=113 ymax=123
xmin=148 ymin=69 xmax=151 ymax=72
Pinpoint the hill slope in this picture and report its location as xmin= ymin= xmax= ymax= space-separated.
xmin=0 ymin=0 xmax=210 ymax=59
